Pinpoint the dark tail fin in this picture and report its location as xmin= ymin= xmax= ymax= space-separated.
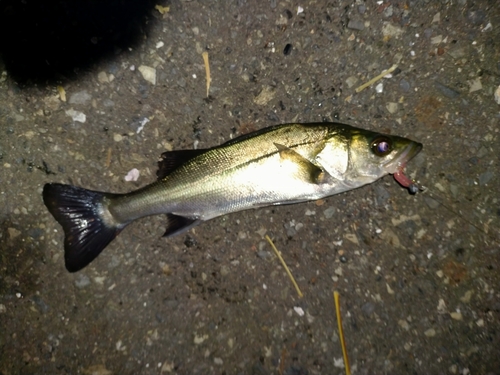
xmin=43 ymin=183 xmax=123 ymax=272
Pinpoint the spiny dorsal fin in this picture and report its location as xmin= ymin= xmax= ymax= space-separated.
xmin=157 ymin=149 xmax=207 ymax=180
xmin=273 ymin=142 xmax=326 ymax=184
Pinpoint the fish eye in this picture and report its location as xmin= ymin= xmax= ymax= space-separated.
xmin=371 ymin=137 xmax=392 ymax=156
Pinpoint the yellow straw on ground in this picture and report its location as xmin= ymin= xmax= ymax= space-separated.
xmin=105 ymin=147 xmax=112 ymax=168
xmin=57 ymin=86 xmax=66 ymax=102
xmin=355 ymin=64 xmax=398 ymax=93
xmin=155 ymin=5 xmax=170 ymax=15
xmin=265 ymin=235 xmax=303 ymax=298
xmin=334 ymin=291 xmax=351 ymax=375
xmin=202 ymin=51 xmax=211 ymax=97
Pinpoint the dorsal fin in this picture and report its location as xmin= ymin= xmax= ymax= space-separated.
xmin=157 ymin=149 xmax=207 ymax=180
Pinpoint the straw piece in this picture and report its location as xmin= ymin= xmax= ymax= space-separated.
xmin=202 ymin=51 xmax=211 ymax=97
xmin=265 ymin=235 xmax=303 ymax=298
xmin=105 ymin=147 xmax=112 ymax=168
xmin=334 ymin=291 xmax=351 ymax=375
xmin=355 ymin=64 xmax=398 ymax=93
xmin=57 ymin=86 xmax=66 ymax=102
xmin=155 ymin=5 xmax=170 ymax=14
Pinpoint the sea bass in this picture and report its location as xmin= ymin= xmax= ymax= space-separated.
xmin=43 ymin=123 xmax=422 ymax=272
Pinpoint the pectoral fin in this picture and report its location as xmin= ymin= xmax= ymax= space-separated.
xmin=274 ymin=143 xmax=326 ymax=184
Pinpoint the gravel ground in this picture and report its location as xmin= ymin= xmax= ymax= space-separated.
xmin=1 ymin=1 xmax=499 ymax=374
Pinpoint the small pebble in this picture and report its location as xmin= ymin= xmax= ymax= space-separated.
xmin=467 ymin=9 xmax=486 ymax=25
xmin=468 ymin=77 xmax=482 ymax=93
xmin=435 ymin=82 xmax=460 ymax=99
xmin=399 ymin=79 xmax=410 ymax=92
xmin=257 ymin=250 xmax=271 ymax=259
xmin=424 ymin=196 xmax=440 ymax=209
xmin=424 ymin=328 xmax=436 ymax=337
xmin=437 ymin=298 xmax=447 ymax=314
xmin=97 ymin=71 xmax=109 ymax=83
xmin=478 ymin=171 xmax=493 ymax=185
xmin=184 ymin=235 xmax=197 ymax=248
xmin=347 ymin=19 xmax=364 ymax=31
xmin=124 ymin=168 xmax=140 ymax=182
xmin=382 ymin=23 xmax=403 ymax=38
xmin=361 ymin=302 xmax=375 ymax=317
xmin=408 ymin=184 xmax=419 ymax=195
xmin=8 ymin=227 xmax=21 ymax=239
xmin=138 ymin=65 xmax=157 ymax=85
xmin=65 ymin=109 xmax=86 ymax=123
xmin=31 ymin=295 xmax=50 ymax=314
xmin=450 ymin=312 xmax=463 ymax=320
xmin=383 ymin=5 xmax=393 ymax=17
xmin=494 ymin=85 xmax=500 ymax=105
xmin=163 ymin=299 xmax=179 ymax=309
xmin=286 ymin=226 xmax=297 ymax=237
xmin=108 ymin=256 xmax=120 ymax=269
xmin=293 ymin=306 xmax=305 ymax=316
xmin=254 ymin=86 xmax=276 ymax=106
xmin=386 ymin=102 xmax=398 ymax=114
xmin=103 ymin=99 xmax=115 ymax=107
xmin=267 ymin=111 xmax=280 ymax=122
xmin=386 ymin=283 xmax=395 ymax=294
xmin=398 ymin=319 xmax=410 ymax=330
xmin=69 ymin=90 xmax=91 ymax=105
xmin=323 ymin=206 xmax=336 ymax=219
xmin=431 ymin=35 xmax=443 ymax=45
xmin=345 ymin=76 xmax=358 ymax=88
xmin=449 ymin=184 xmax=458 ymax=198
xmin=214 ymin=358 xmax=223 ymax=365
xmin=193 ymin=334 xmax=208 ymax=344
xmin=460 ymin=290 xmax=473 ymax=303
xmin=74 ymin=274 xmax=91 ymax=289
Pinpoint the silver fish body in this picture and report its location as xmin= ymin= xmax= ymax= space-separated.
xmin=43 ymin=122 xmax=422 ymax=272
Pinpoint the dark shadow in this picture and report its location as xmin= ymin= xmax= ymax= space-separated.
xmin=0 ymin=0 xmax=160 ymax=85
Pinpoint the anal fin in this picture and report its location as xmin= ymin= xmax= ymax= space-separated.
xmin=163 ymin=213 xmax=201 ymax=237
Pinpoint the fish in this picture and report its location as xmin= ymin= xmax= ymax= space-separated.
xmin=42 ymin=122 xmax=422 ymax=272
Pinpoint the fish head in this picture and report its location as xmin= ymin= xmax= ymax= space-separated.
xmin=345 ymin=128 xmax=422 ymax=185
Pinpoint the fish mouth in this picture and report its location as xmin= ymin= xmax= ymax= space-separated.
xmin=384 ymin=141 xmax=423 ymax=174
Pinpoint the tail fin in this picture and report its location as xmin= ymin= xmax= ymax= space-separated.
xmin=43 ymin=183 xmax=123 ymax=272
